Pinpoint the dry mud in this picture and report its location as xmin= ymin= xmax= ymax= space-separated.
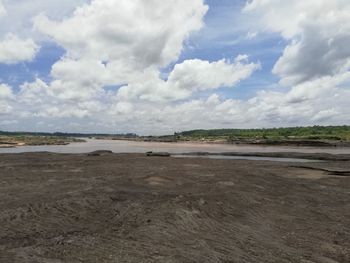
xmin=0 ymin=152 xmax=349 ymax=263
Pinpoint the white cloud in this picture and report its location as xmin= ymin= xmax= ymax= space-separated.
xmin=3 ymin=78 xmax=350 ymax=134
xmin=0 ymin=83 xmax=13 ymax=99
xmin=117 ymin=56 xmax=260 ymax=102
xmin=245 ymin=0 xmax=350 ymax=86
xmin=0 ymin=33 xmax=39 ymax=64
xmin=18 ymin=78 xmax=49 ymax=104
xmin=15 ymin=78 xmax=107 ymax=119
xmin=0 ymin=104 xmax=12 ymax=114
xmin=34 ymin=0 xmax=208 ymax=68
xmin=168 ymin=57 xmax=260 ymax=92
xmin=0 ymin=83 xmax=13 ymax=114
xmin=28 ymin=0 xmax=210 ymax=102
xmin=312 ymin=109 xmax=339 ymax=122
xmin=0 ymin=0 xmax=89 ymax=38
xmin=0 ymin=120 xmax=18 ymax=126
xmin=0 ymin=1 xmax=5 ymax=17
xmin=245 ymin=31 xmax=258 ymax=40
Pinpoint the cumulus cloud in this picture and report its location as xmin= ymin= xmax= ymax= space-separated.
xmin=29 ymin=0 xmax=211 ymax=102
xmin=15 ymin=78 xmax=107 ymax=119
xmin=0 ymin=0 xmax=89 ymax=38
xmin=0 ymin=33 xmax=39 ymax=64
xmin=245 ymin=0 xmax=350 ymax=86
xmin=6 ymin=69 xmax=348 ymax=134
xmin=34 ymin=0 xmax=208 ymax=68
xmin=168 ymin=56 xmax=260 ymax=92
xmin=117 ymin=56 xmax=260 ymax=102
xmin=112 ymin=75 xmax=350 ymax=134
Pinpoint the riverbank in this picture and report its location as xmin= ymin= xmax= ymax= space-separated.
xmin=2 ymin=133 xmax=350 ymax=150
xmin=0 ymin=152 xmax=349 ymax=262
xmin=0 ymin=135 xmax=85 ymax=148
xmin=94 ymin=135 xmax=350 ymax=147
xmin=2 ymin=138 xmax=350 ymax=155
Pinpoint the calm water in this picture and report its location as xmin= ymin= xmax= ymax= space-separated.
xmin=0 ymin=138 xmax=349 ymax=154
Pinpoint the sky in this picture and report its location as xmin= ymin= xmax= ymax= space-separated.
xmin=0 ymin=0 xmax=349 ymax=135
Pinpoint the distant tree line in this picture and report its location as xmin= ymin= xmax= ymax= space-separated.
xmin=0 ymin=131 xmax=138 ymax=138
xmin=2 ymin=125 xmax=350 ymax=141
xmin=178 ymin=126 xmax=350 ymax=141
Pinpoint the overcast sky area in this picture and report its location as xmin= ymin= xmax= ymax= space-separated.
xmin=0 ymin=0 xmax=349 ymax=135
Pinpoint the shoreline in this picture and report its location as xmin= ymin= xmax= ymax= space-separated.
xmin=93 ymin=137 xmax=350 ymax=148
xmin=0 ymin=137 xmax=85 ymax=148
xmin=2 ymin=135 xmax=350 ymax=149
xmin=2 ymin=138 xmax=350 ymax=156
xmin=3 ymin=149 xmax=350 ymax=162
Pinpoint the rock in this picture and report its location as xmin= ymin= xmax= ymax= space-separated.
xmin=87 ymin=150 xmax=113 ymax=156
xmin=198 ymin=198 xmax=206 ymax=206
xmin=146 ymin=152 xmax=171 ymax=157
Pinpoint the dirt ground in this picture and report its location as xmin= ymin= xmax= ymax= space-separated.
xmin=0 ymin=152 xmax=349 ymax=263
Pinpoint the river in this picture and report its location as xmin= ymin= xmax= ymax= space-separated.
xmin=0 ymin=138 xmax=349 ymax=154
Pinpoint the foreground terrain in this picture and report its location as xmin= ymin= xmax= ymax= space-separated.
xmin=0 ymin=152 xmax=349 ymax=262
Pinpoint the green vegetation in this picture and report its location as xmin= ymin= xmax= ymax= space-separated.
xmin=0 ymin=131 xmax=114 ymax=138
xmin=0 ymin=135 xmax=85 ymax=147
xmin=178 ymin=126 xmax=350 ymax=142
xmin=1 ymin=126 xmax=350 ymax=147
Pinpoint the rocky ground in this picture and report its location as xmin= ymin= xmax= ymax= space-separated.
xmin=0 ymin=152 xmax=349 ymax=262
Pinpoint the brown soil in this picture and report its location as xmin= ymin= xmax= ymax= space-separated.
xmin=0 ymin=152 xmax=349 ymax=262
